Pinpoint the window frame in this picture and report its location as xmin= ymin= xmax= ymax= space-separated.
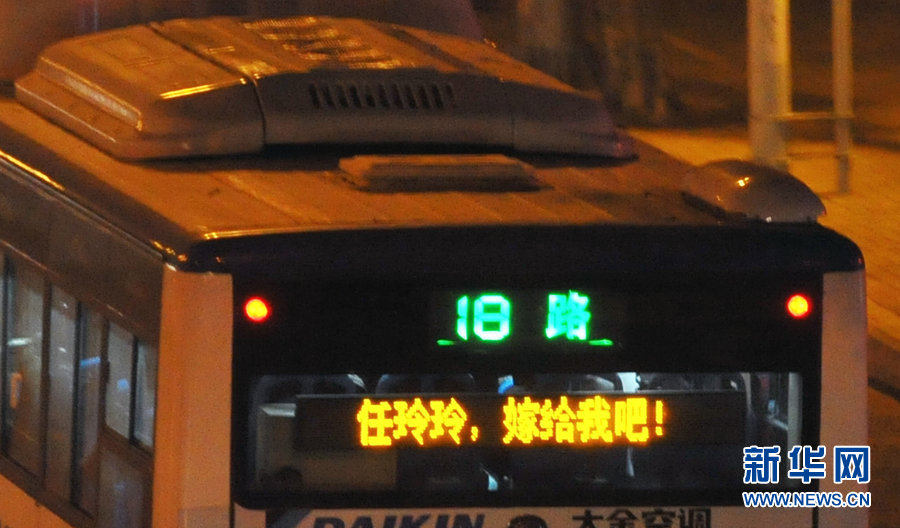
xmin=1 ymin=256 xmax=49 ymax=476
xmin=46 ymin=284 xmax=80 ymax=500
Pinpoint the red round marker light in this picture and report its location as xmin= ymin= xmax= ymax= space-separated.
xmin=244 ymin=297 xmax=271 ymax=323
xmin=786 ymin=294 xmax=812 ymax=319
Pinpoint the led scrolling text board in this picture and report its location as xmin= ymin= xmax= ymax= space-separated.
xmin=293 ymin=392 xmax=745 ymax=451
xmin=357 ymin=395 xmax=666 ymax=448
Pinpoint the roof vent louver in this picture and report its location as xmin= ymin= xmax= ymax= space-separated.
xmin=14 ymin=16 xmax=633 ymax=160
xmin=307 ymin=82 xmax=455 ymax=111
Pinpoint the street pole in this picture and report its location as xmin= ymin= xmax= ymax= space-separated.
xmin=748 ymin=0 xmax=792 ymax=170
xmin=833 ymin=0 xmax=853 ymax=193
xmin=515 ymin=0 xmax=571 ymax=81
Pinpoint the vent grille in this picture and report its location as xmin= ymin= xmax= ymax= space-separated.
xmin=308 ymin=82 xmax=456 ymax=111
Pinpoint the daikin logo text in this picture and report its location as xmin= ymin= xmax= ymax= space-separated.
xmin=314 ymin=514 xmax=485 ymax=528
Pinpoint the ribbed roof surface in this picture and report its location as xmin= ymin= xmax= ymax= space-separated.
xmin=0 ymin=94 xmax=712 ymax=258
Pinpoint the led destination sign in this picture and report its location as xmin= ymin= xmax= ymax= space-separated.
xmin=433 ymin=290 xmax=618 ymax=348
xmin=293 ymin=392 xmax=745 ymax=451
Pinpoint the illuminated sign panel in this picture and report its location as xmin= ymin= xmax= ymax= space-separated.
xmin=357 ymin=395 xmax=664 ymax=447
xmin=295 ymin=392 xmax=744 ymax=452
xmin=435 ymin=290 xmax=618 ymax=348
xmin=237 ymin=275 xmax=819 ymax=504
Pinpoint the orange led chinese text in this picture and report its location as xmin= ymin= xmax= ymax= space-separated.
xmin=502 ymin=396 xmax=665 ymax=446
xmin=357 ymin=397 xmax=471 ymax=447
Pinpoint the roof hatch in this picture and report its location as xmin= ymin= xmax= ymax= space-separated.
xmin=15 ymin=16 xmax=633 ymax=160
xmin=339 ymin=154 xmax=541 ymax=192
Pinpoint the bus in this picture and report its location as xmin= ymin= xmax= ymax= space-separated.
xmin=0 ymin=12 xmax=867 ymax=528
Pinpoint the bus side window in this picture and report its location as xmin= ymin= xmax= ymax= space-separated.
xmin=0 ymin=251 xmax=156 ymax=526
xmin=104 ymin=324 xmax=157 ymax=449
xmin=96 ymin=446 xmax=151 ymax=528
xmin=105 ymin=323 xmax=134 ymax=438
xmin=134 ymin=341 xmax=157 ymax=450
xmin=3 ymin=260 xmax=45 ymax=476
xmin=97 ymin=325 xmax=154 ymax=528
xmin=75 ymin=309 xmax=105 ymax=515
xmin=46 ymin=286 xmax=78 ymax=500
xmin=0 ymin=256 xmax=4 ymax=452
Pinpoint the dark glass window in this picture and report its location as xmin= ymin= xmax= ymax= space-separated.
xmin=105 ymin=324 xmax=133 ymax=439
xmin=46 ymin=286 xmax=77 ymax=499
xmin=134 ymin=341 xmax=157 ymax=450
xmin=0 ymin=252 xmax=157 ymax=527
xmin=0 ymin=256 xmax=4 ymax=449
xmin=97 ymin=445 xmax=150 ymax=528
xmin=4 ymin=260 xmax=45 ymax=475
xmin=75 ymin=309 xmax=104 ymax=515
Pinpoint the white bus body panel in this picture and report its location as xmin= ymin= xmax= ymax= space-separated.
xmin=819 ymin=270 xmax=868 ymax=527
xmin=154 ymin=267 xmax=233 ymax=528
xmin=0 ymin=474 xmax=70 ymax=528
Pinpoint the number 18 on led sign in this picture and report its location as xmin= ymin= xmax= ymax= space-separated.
xmin=454 ymin=291 xmax=598 ymax=344
xmin=456 ymin=294 xmax=512 ymax=341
